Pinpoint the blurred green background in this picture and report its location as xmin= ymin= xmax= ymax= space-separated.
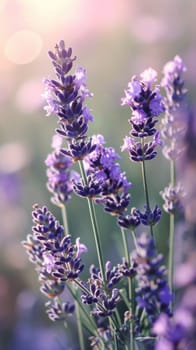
xmin=0 ymin=0 xmax=196 ymax=348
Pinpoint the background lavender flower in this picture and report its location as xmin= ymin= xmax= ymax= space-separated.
xmin=134 ymin=233 xmax=172 ymax=330
xmin=160 ymin=183 xmax=185 ymax=215
xmin=45 ymin=298 xmax=75 ymax=321
xmin=45 ymin=134 xmax=79 ymax=205
xmin=160 ymin=56 xmax=188 ymax=309
xmin=161 ymin=55 xmax=187 ymax=162
xmin=154 ymin=255 xmax=196 ymax=350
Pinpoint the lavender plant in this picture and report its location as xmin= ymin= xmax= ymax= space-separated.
xmin=22 ymin=41 xmax=195 ymax=350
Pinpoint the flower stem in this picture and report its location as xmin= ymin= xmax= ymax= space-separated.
xmin=131 ymin=229 xmax=138 ymax=249
xmin=121 ymin=227 xmax=130 ymax=265
xmin=168 ymin=159 xmax=175 ymax=310
xmin=66 ymin=282 xmax=97 ymax=335
xmin=168 ymin=212 xmax=175 ymax=309
xmin=60 ymin=203 xmax=69 ymax=236
xmin=170 ymin=159 xmax=175 ymax=187
xmin=59 ymin=204 xmax=85 ymax=350
xmin=141 ymin=158 xmax=154 ymax=238
xmin=75 ymin=296 xmax=85 ymax=350
xmin=121 ymin=228 xmax=135 ymax=350
xmin=79 ymin=161 xmax=105 ymax=284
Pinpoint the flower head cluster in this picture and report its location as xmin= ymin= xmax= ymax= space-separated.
xmin=134 ymin=233 xmax=172 ymax=328
xmin=121 ymin=68 xmax=165 ymax=162
xmin=161 ymin=56 xmax=187 ymax=161
xmin=154 ymin=254 xmax=196 ymax=350
xmin=81 ymin=262 xmax=121 ymax=318
xmin=162 ymin=55 xmax=187 ymax=106
xmin=160 ymin=183 xmax=185 ymax=215
xmin=46 ymin=298 xmax=75 ymax=321
xmin=118 ymin=207 xmax=141 ymax=230
xmin=43 ymin=40 xmax=95 ymax=162
xmin=22 ymin=204 xmax=87 ymax=318
xmin=139 ymin=204 xmax=162 ymax=227
xmin=74 ymin=134 xmax=132 ymax=216
xmin=89 ymin=327 xmax=113 ymax=350
xmin=45 ymin=135 xmax=79 ymax=205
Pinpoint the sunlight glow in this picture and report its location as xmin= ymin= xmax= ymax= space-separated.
xmin=4 ymin=30 xmax=42 ymax=64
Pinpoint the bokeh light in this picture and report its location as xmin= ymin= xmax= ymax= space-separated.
xmin=4 ymin=30 xmax=43 ymax=64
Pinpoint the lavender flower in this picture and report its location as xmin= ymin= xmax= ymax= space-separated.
xmin=139 ymin=205 xmax=162 ymax=226
xmin=43 ymin=40 xmax=95 ymax=162
xmin=46 ymin=298 xmax=75 ymax=321
xmin=161 ymin=55 xmax=187 ymax=162
xmin=89 ymin=327 xmax=113 ymax=350
xmin=22 ymin=204 xmax=87 ymax=296
xmin=81 ymin=263 xmax=121 ymax=318
xmin=117 ymin=257 xmax=137 ymax=278
xmin=160 ymin=183 xmax=185 ymax=214
xmin=134 ymin=233 xmax=172 ymax=328
xmin=118 ymin=207 xmax=141 ymax=229
xmin=161 ymin=55 xmax=187 ymax=105
xmin=121 ymin=68 xmax=165 ymax=162
xmin=45 ymin=134 xmax=79 ymax=205
xmin=153 ymin=313 xmax=187 ymax=350
xmin=75 ymin=134 xmax=133 ymax=216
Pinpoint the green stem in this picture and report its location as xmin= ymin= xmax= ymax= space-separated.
xmin=114 ymin=309 xmax=122 ymax=328
xmin=79 ymin=161 xmax=105 ymax=284
xmin=168 ymin=213 xmax=175 ymax=309
xmin=170 ymin=159 xmax=175 ymax=187
xmin=121 ymin=227 xmax=130 ymax=265
xmin=66 ymin=284 xmax=106 ymax=349
xmin=75 ymin=298 xmax=85 ymax=350
xmin=60 ymin=203 xmax=69 ymax=236
xmin=168 ymin=158 xmax=176 ymax=311
xmin=59 ymin=204 xmax=85 ymax=349
xmin=66 ymin=282 xmax=97 ymax=334
xmin=141 ymin=158 xmax=154 ymax=238
xmin=131 ymin=229 xmax=138 ymax=249
xmin=120 ymin=228 xmax=132 ymax=303
xmin=120 ymin=228 xmax=135 ymax=350
xmin=109 ymin=318 xmax=118 ymax=350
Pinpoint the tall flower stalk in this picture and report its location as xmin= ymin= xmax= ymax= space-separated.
xmin=43 ymin=41 xmax=106 ymax=283
xmin=121 ymin=67 xmax=164 ymax=238
xmin=160 ymin=55 xmax=187 ymax=306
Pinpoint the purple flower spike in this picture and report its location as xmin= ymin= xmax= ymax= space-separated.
xmin=122 ymin=68 xmax=165 ymax=119
xmin=81 ymin=263 xmax=121 ymax=318
xmin=43 ymin=40 xmax=96 ymax=164
xmin=134 ymin=233 xmax=172 ymax=327
xmin=162 ymin=55 xmax=187 ymax=104
xmin=121 ymin=67 xmax=164 ymax=163
xmin=22 ymin=204 xmax=86 ymax=299
xmin=160 ymin=182 xmax=185 ymax=214
xmin=118 ymin=207 xmax=141 ymax=229
xmin=139 ymin=205 xmax=162 ymax=226
xmin=161 ymin=55 xmax=187 ymax=162
xmin=82 ymin=134 xmax=132 ymax=216
xmin=45 ymin=135 xmax=79 ymax=205
xmin=46 ymin=298 xmax=75 ymax=321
